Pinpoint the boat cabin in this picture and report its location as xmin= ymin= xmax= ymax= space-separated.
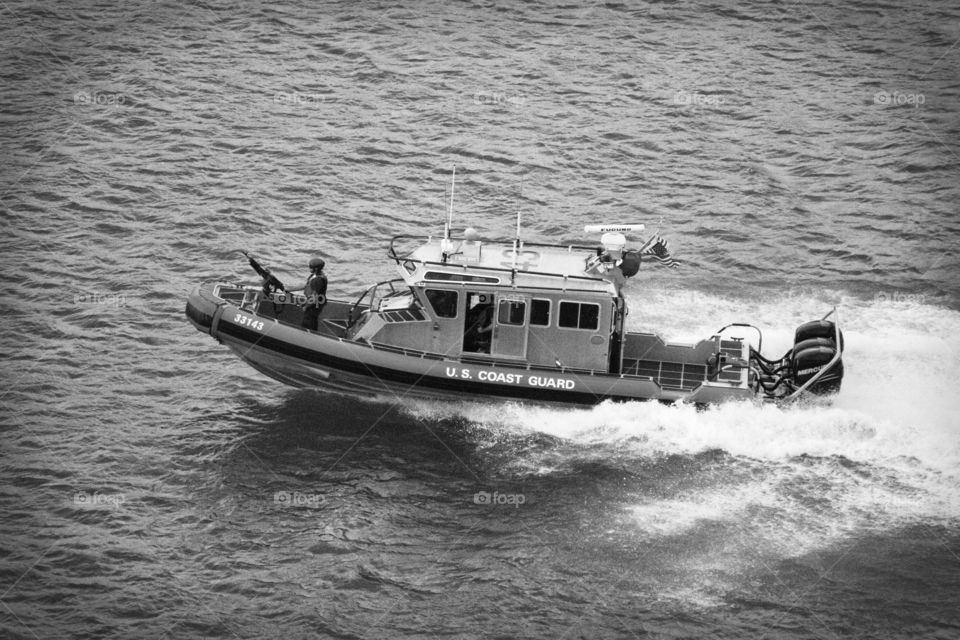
xmin=348 ymin=234 xmax=626 ymax=373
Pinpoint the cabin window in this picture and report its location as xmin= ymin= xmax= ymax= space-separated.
xmin=497 ymin=300 xmax=526 ymax=326
xmin=424 ymin=271 xmax=500 ymax=284
xmin=558 ymin=301 xmax=600 ymax=330
xmin=530 ymin=299 xmax=550 ymax=326
xmin=425 ymin=289 xmax=458 ymax=318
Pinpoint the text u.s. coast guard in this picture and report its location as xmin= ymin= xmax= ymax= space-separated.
xmin=444 ymin=367 xmax=576 ymax=390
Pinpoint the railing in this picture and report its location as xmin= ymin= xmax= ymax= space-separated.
xmin=346 ymin=278 xmax=407 ymax=332
xmin=387 ymin=234 xmax=610 ymax=289
xmin=346 ymin=332 xmax=605 ymax=376
xmin=239 ymin=287 xmax=261 ymax=311
xmin=388 ymin=234 xmax=598 ymax=262
xmin=715 ymin=322 xmax=763 ymax=354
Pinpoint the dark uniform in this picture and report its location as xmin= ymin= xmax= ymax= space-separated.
xmin=464 ymin=304 xmax=494 ymax=353
xmin=301 ymin=258 xmax=327 ymax=330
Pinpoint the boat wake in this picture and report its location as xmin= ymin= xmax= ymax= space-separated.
xmin=408 ymin=290 xmax=960 ymax=469
xmin=404 ymin=290 xmax=960 ymax=605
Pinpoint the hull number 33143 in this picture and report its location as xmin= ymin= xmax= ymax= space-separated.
xmin=234 ymin=314 xmax=265 ymax=331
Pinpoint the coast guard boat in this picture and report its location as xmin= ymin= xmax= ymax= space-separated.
xmin=185 ymin=219 xmax=844 ymax=406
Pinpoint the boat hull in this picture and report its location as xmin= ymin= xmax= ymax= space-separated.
xmin=186 ymin=282 xmax=755 ymax=405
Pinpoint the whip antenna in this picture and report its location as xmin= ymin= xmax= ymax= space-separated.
xmin=511 ymin=180 xmax=523 ymax=283
xmin=445 ymin=165 xmax=456 ymax=240
xmin=515 ymin=180 xmax=522 ymax=245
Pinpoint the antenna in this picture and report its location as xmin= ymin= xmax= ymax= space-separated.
xmin=583 ymin=223 xmax=645 ymax=234
xmin=514 ymin=192 xmax=522 ymax=247
xmin=445 ymin=166 xmax=456 ymax=240
xmin=511 ymin=180 xmax=522 ymax=284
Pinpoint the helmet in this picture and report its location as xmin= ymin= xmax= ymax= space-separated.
xmin=308 ymin=257 xmax=325 ymax=270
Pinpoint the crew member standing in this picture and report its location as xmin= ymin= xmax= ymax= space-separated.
xmin=301 ymin=257 xmax=327 ymax=330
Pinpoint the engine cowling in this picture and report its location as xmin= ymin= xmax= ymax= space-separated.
xmin=795 ymin=319 xmax=844 ymax=352
xmin=791 ymin=331 xmax=843 ymax=395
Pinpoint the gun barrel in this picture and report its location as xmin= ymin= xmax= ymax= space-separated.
xmin=244 ymin=252 xmax=269 ymax=279
xmin=242 ymin=250 xmax=286 ymax=291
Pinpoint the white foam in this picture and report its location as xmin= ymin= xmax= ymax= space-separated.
xmin=446 ymin=290 xmax=960 ymax=466
xmin=404 ymin=289 xmax=960 ymax=519
xmin=404 ymin=292 xmax=960 ymax=607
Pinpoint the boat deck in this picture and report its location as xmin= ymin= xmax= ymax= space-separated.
xmin=621 ymin=333 xmax=747 ymax=391
xmin=216 ymin=285 xmax=352 ymax=339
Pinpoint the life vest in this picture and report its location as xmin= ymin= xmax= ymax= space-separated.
xmin=304 ymin=273 xmax=327 ymax=307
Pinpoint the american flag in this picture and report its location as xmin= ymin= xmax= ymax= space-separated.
xmin=639 ymin=234 xmax=680 ymax=268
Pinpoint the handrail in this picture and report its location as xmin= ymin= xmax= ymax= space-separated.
xmin=239 ymin=288 xmax=260 ymax=311
xmin=715 ymin=322 xmax=763 ymax=354
xmin=413 ymin=259 xmax=603 ymax=283
xmin=355 ymin=337 xmax=608 ymax=377
xmin=389 ymin=233 xmax=599 ymax=262
xmin=346 ymin=279 xmax=406 ymax=331
xmin=389 ymin=235 xmax=610 ymax=290
xmin=785 ymin=307 xmax=842 ymax=402
xmin=389 ymin=235 xmax=419 ymax=262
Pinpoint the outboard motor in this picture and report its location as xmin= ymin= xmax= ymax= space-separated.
xmin=790 ymin=320 xmax=844 ymax=395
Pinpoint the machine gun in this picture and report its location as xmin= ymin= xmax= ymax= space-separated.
xmin=241 ymin=250 xmax=286 ymax=295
